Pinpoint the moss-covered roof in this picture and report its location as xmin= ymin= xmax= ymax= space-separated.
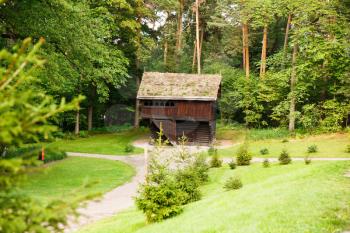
xmin=137 ymin=72 xmax=222 ymax=101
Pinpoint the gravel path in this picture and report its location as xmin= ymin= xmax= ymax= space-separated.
xmin=64 ymin=152 xmax=147 ymax=233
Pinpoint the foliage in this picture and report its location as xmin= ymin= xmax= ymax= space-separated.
xmin=307 ymin=145 xmax=318 ymax=153
xmin=124 ymin=144 xmax=135 ymax=153
xmin=228 ymin=160 xmax=237 ymax=169
xmin=263 ymin=159 xmax=270 ymax=168
xmin=224 ymin=176 xmax=243 ymax=191
xmin=43 ymin=148 xmax=67 ymax=163
xmin=236 ymin=144 xmax=252 ymax=166
xmin=79 ymin=131 xmax=89 ymax=138
xmin=346 ymin=145 xmax=350 ymax=153
xmin=136 ymin=128 xmax=208 ymax=223
xmin=260 ymin=148 xmax=269 ymax=155
xmin=0 ymin=40 xmax=82 ymax=232
xmin=304 ymin=156 xmax=312 ymax=165
xmin=278 ymin=149 xmax=291 ymax=165
xmin=210 ymin=151 xmax=223 ymax=168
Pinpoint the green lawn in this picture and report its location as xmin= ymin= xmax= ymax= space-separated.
xmin=19 ymin=157 xmax=135 ymax=202
xmin=218 ymin=133 xmax=350 ymax=158
xmin=47 ymin=129 xmax=148 ymax=155
xmin=77 ymin=161 xmax=350 ymax=233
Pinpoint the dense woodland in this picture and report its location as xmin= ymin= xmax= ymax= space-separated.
xmin=1 ymin=0 xmax=350 ymax=134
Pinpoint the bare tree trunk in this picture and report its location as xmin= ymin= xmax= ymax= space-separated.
xmin=283 ymin=14 xmax=292 ymax=53
xmin=195 ymin=0 xmax=201 ymax=74
xmin=242 ymin=23 xmax=250 ymax=79
xmin=289 ymin=43 xmax=298 ymax=132
xmin=164 ymin=39 xmax=168 ymax=69
xmin=192 ymin=40 xmax=197 ymax=72
xmin=134 ymin=76 xmax=140 ymax=128
xmin=87 ymin=105 xmax=93 ymax=131
xmin=242 ymin=24 xmax=246 ymax=71
xmin=75 ymin=110 xmax=80 ymax=135
xmin=260 ymin=25 xmax=268 ymax=78
xmin=176 ymin=0 xmax=184 ymax=58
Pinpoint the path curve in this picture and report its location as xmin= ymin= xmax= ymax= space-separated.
xmin=65 ymin=152 xmax=146 ymax=233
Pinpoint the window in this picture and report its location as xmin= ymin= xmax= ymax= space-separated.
xmin=143 ymin=100 xmax=176 ymax=107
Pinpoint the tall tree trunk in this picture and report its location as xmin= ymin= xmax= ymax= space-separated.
xmin=289 ymin=43 xmax=298 ymax=132
xmin=176 ymin=0 xmax=184 ymax=60
xmin=195 ymin=0 xmax=201 ymax=74
xmin=75 ymin=110 xmax=80 ymax=135
xmin=164 ymin=39 xmax=168 ymax=69
xmin=134 ymin=76 xmax=140 ymax=128
xmin=242 ymin=24 xmax=246 ymax=71
xmin=260 ymin=25 xmax=268 ymax=78
xmin=192 ymin=40 xmax=197 ymax=72
xmin=242 ymin=23 xmax=250 ymax=79
xmin=87 ymin=105 xmax=93 ymax=131
xmin=87 ymin=87 xmax=96 ymax=131
xmin=134 ymin=4 xmax=142 ymax=129
xmin=283 ymin=14 xmax=292 ymax=53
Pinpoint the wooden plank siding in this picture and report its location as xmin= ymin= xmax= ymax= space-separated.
xmin=141 ymin=100 xmax=214 ymax=121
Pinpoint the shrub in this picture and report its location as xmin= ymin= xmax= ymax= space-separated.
xmin=236 ymin=144 xmax=252 ymax=166
xmin=281 ymin=138 xmax=289 ymax=143
xmin=210 ymin=151 xmax=222 ymax=168
xmin=52 ymin=131 xmax=65 ymax=139
xmin=260 ymin=148 xmax=269 ymax=155
xmin=279 ymin=149 xmax=291 ymax=165
xmin=79 ymin=130 xmax=89 ymax=138
xmin=208 ymin=147 xmax=216 ymax=156
xmin=346 ymin=145 xmax=350 ymax=153
xmin=224 ymin=176 xmax=243 ymax=191
xmin=307 ymin=145 xmax=318 ymax=153
xmin=136 ymin=178 xmax=185 ymax=223
xmin=228 ymin=160 xmax=237 ymax=169
xmin=263 ymin=159 xmax=270 ymax=168
xmin=63 ymin=132 xmax=77 ymax=140
xmin=192 ymin=154 xmax=209 ymax=182
xmin=304 ymin=156 xmax=312 ymax=165
xmin=175 ymin=167 xmax=202 ymax=204
xmin=124 ymin=144 xmax=135 ymax=153
xmin=43 ymin=148 xmax=67 ymax=163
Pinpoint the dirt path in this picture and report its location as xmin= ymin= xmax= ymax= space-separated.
xmin=65 ymin=152 xmax=146 ymax=233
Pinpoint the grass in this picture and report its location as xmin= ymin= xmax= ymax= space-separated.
xmin=46 ymin=129 xmax=148 ymax=155
xmin=218 ymin=133 xmax=350 ymax=158
xmin=77 ymin=161 xmax=350 ymax=233
xmin=19 ymin=157 xmax=135 ymax=202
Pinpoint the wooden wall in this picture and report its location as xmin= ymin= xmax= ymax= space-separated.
xmin=140 ymin=100 xmax=214 ymax=121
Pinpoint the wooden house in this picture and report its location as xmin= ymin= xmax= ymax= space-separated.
xmin=137 ymin=72 xmax=222 ymax=145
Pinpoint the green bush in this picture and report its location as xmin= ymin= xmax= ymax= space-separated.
xmin=136 ymin=178 xmax=185 ymax=223
xmin=236 ymin=144 xmax=252 ymax=166
xmin=307 ymin=145 xmax=318 ymax=153
xmin=263 ymin=159 xmax=270 ymax=168
xmin=208 ymin=147 xmax=217 ymax=156
xmin=228 ymin=160 xmax=237 ymax=169
xmin=7 ymin=146 xmax=67 ymax=164
xmin=260 ymin=148 xmax=269 ymax=155
xmin=63 ymin=132 xmax=78 ymax=140
xmin=304 ymin=156 xmax=312 ymax=165
xmin=224 ymin=176 xmax=243 ymax=191
xmin=124 ymin=144 xmax=135 ymax=153
xmin=346 ymin=145 xmax=350 ymax=153
xmin=192 ymin=154 xmax=209 ymax=182
xmin=210 ymin=152 xmax=222 ymax=168
xmin=281 ymin=138 xmax=289 ymax=143
xmin=175 ymin=167 xmax=202 ymax=204
xmin=79 ymin=130 xmax=89 ymax=138
xmin=43 ymin=148 xmax=67 ymax=163
xmin=279 ymin=149 xmax=291 ymax=165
